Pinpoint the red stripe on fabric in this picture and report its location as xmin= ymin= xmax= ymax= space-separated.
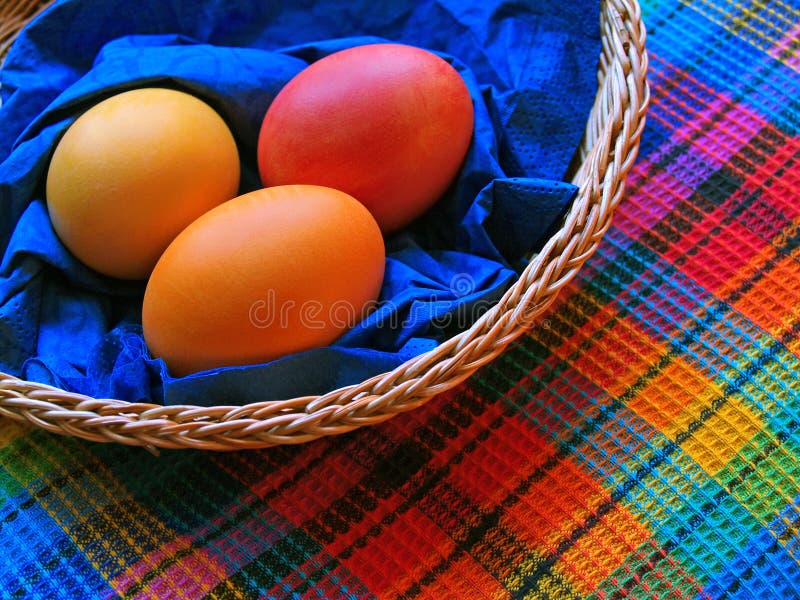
xmin=423 ymin=553 xmax=511 ymax=599
xmin=500 ymin=457 xmax=611 ymax=564
xmin=337 ymin=506 xmax=460 ymax=599
xmin=548 ymin=304 xmax=666 ymax=399
xmin=444 ymin=409 xmax=557 ymax=509
xmin=756 ymin=138 xmax=800 ymax=218
xmin=386 ymin=385 xmax=507 ymax=469
xmin=737 ymin=128 xmax=800 ymax=191
xmin=615 ymin=167 xmax=695 ymax=243
xmin=663 ymin=203 xmax=770 ymax=296
xmin=313 ymin=387 xmax=511 ymax=557
xmin=267 ymin=452 xmax=368 ymax=526
xmin=737 ymin=194 xmax=794 ymax=252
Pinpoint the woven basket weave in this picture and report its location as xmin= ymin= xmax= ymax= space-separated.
xmin=0 ymin=0 xmax=649 ymax=450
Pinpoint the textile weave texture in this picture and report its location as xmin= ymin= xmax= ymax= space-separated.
xmin=1 ymin=0 xmax=800 ymax=598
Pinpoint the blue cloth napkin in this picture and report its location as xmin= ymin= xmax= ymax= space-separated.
xmin=0 ymin=0 xmax=600 ymax=405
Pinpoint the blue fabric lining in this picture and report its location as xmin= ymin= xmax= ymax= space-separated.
xmin=0 ymin=0 xmax=600 ymax=405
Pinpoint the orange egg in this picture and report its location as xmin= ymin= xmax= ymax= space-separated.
xmin=46 ymin=87 xmax=240 ymax=279
xmin=142 ymin=185 xmax=385 ymax=376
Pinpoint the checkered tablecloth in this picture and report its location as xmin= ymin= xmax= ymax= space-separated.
xmin=2 ymin=0 xmax=799 ymax=598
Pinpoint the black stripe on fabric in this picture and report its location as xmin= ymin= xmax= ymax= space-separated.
xmin=303 ymin=407 xmax=474 ymax=549
xmin=205 ymin=528 xmax=324 ymax=599
xmin=214 ymin=445 xmax=331 ymax=504
xmin=258 ymin=387 xmax=527 ymax=597
xmin=695 ymin=167 xmax=746 ymax=207
xmin=331 ymin=399 xmax=521 ymax=561
xmin=638 ymin=165 xmax=747 ymax=258
xmin=729 ymin=124 xmax=783 ymax=177
xmin=311 ymin=409 xmax=542 ymax=596
xmin=0 ymin=502 xmax=26 ymax=533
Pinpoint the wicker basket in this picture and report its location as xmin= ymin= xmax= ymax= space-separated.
xmin=0 ymin=0 xmax=649 ymax=450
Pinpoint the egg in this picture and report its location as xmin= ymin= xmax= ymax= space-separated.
xmin=257 ymin=43 xmax=474 ymax=232
xmin=46 ymin=87 xmax=240 ymax=279
xmin=142 ymin=185 xmax=385 ymax=376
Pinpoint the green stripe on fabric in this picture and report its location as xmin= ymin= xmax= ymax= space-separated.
xmin=204 ymin=528 xmax=323 ymax=599
xmin=588 ymin=538 xmax=704 ymax=600
xmin=727 ymin=433 xmax=800 ymax=524
xmin=92 ymin=444 xmax=246 ymax=532
xmin=0 ymin=464 xmax=24 ymax=500
xmin=0 ymin=430 xmax=73 ymax=488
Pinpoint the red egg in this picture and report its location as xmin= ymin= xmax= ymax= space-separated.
xmin=257 ymin=43 xmax=474 ymax=232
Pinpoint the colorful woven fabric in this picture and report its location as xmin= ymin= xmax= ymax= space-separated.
xmin=1 ymin=0 xmax=800 ymax=597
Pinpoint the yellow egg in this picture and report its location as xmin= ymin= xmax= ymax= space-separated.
xmin=46 ymin=87 xmax=240 ymax=279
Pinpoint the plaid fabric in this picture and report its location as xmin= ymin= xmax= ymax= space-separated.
xmin=2 ymin=0 xmax=800 ymax=597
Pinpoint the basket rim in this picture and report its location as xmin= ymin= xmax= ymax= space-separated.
xmin=0 ymin=0 xmax=650 ymax=450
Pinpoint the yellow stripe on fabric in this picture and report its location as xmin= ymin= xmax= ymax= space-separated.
xmin=626 ymin=353 xmax=763 ymax=476
xmin=0 ymin=434 xmax=200 ymax=596
xmin=630 ymin=356 xmax=720 ymax=439
xmin=503 ymin=552 xmax=578 ymax=600
xmin=682 ymin=0 xmax=772 ymax=46
xmin=749 ymin=0 xmax=800 ymax=29
xmin=680 ymin=397 xmax=762 ymax=475
xmin=0 ymin=434 xmax=118 ymax=590
xmin=558 ymin=504 xmax=650 ymax=596
xmin=519 ymin=574 xmax=580 ymax=600
xmin=681 ymin=0 xmax=800 ymax=68
xmin=0 ymin=419 xmax=30 ymax=448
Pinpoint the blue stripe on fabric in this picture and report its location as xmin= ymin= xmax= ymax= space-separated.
xmin=643 ymin=0 xmax=800 ymax=135
xmin=0 ymin=488 xmax=113 ymax=598
xmin=704 ymin=497 xmax=800 ymax=600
